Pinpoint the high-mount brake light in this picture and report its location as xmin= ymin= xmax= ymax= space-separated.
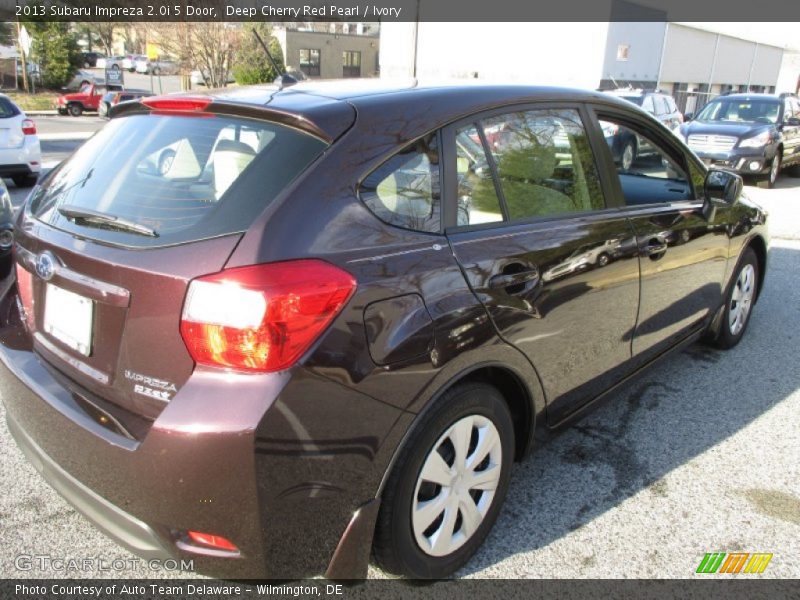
xmin=141 ymin=96 xmax=212 ymax=112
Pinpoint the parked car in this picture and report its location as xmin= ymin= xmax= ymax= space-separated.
xmin=55 ymin=83 xmax=121 ymax=116
xmin=96 ymin=55 xmax=125 ymax=70
xmin=79 ymin=51 xmax=105 ymax=68
xmin=603 ymin=89 xmax=684 ymax=169
xmin=604 ymin=89 xmax=684 ymax=130
xmin=0 ymin=94 xmax=41 ymax=187
xmin=136 ymin=58 xmax=179 ymax=76
xmin=122 ymin=54 xmax=146 ymax=72
xmin=678 ymin=92 xmax=800 ymax=188
xmin=0 ymin=83 xmax=768 ymax=580
xmin=98 ymin=89 xmax=154 ymax=118
xmin=64 ymin=69 xmax=105 ymax=92
xmin=189 ymin=69 xmax=236 ymax=86
xmin=133 ymin=55 xmax=150 ymax=73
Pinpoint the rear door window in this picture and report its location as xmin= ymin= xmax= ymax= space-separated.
xmin=478 ymin=108 xmax=605 ymax=221
xmin=29 ymin=113 xmax=326 ymax=247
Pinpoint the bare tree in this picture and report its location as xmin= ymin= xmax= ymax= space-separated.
xmin=149 ymin=23 xmax=240 ymax=88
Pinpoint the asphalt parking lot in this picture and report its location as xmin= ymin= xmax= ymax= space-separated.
xmin=1 ymin=123 xmax=798 ymax=579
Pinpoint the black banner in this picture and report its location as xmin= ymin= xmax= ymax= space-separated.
xmin=4 ymin=0 xmax=800 ymax=22
xmin=4 ymin=579 xmax=800 ymax=600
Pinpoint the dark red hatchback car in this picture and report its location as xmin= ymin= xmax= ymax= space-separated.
xmin=0 ymin=82 xmax=768 ymax=579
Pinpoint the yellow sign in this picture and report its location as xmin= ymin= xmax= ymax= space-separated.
xmin=146 ymin=43 xmax=159 ymax=61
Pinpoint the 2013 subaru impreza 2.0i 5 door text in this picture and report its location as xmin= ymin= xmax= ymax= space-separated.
xmin=0 ymin=82 xmax=768 ymax=579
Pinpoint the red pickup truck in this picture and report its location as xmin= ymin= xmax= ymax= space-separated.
xmin=55 ymin=83 xmax=121 ymax=117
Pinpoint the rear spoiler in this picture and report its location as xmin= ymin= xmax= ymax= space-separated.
xmin=110 ymin=95 xmax=334 ymax=144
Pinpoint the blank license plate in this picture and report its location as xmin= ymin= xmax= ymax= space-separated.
xmin=43 ymin=284 xmax=94 ymax=356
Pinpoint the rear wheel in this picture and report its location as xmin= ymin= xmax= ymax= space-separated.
xmin=373 ymin=382 xmax=514 ymax=578
xmin=711 ymin=247 xmax=758 ymax=349
xmin=68 ymin=103 xmax=83 ymax=117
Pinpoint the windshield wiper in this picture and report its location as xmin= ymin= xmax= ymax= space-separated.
xmin=58 ymin=205 xmax=158 ymax=237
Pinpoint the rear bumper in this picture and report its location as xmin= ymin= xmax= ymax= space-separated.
xmin=0 ymin=138 xmax=42 ymax=176
xmin=0 ymin=311 xmax=403 ymax=578
xmin=5 ymin=412 xmax=172 ymax=560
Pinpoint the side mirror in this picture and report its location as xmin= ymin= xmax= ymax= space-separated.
xmin=786 ymin=116 xmax=800 ymax=127
xmin=683 ymin=112 xmax=694 ymax=122
xmin=702 ymin=168 xmax=742 ymax=220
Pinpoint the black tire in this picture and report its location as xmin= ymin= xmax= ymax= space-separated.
xmin=68 ymin=103 xmax=83 ymax=117
xmin=765 ymin=153 xmax=780 ymax=189
xmin=12 ymin=174 xmax=38 ymax=188
xmin=373 ymin=382 xmax=515 ymax=578
xmin=597 ymin=252 xmax=611 ymax=267
xmin=710 ymin=247 xmax=759 ymax=350
xmin=153 ymin=67 xmax=161 ymax=76
xmin=620 ymin=140 xmax=636 ymax=170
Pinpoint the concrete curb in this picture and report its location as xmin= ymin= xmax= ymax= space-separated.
xmin=38 ymin=132 xmax=95 ymax=141
xmin=25 ymin=110 xmax=59 ymax=116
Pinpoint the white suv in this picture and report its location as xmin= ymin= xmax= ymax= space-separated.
xmin=0 ymin=94 xmax=41 ymax=187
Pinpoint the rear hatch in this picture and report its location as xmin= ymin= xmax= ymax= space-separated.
xmin=14 ymin=104 xmax=328 ymax=420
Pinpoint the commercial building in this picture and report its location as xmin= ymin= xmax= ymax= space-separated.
xmin=380 ymin=21 xmax=792 ymax=112
xmin=273 ymin=22 xmax=380 ymax=79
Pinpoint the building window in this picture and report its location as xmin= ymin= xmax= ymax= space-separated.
xmin=343 ymin=51 xmax=361 ymax=78
xmin=299 ymin=49 xmax=320 ymax=77
xmin=616 ymin=44 xmax=630 ymax=61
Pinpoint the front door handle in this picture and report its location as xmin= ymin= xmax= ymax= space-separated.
xmin=489 ymin=268 xmax=540 ymax=291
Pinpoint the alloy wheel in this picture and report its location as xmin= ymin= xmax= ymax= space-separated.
xmin=412 ymin=415 xmax=502 ymax=557
xmin=621 ymin=143 xmax=634 ymax=170
xmin=769 ymin=155 xmax=780 ymax=186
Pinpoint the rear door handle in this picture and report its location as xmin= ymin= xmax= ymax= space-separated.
xmin=489 ymin=268 xmax=540 ymax=291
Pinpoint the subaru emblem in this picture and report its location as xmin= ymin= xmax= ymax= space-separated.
xmin=35 ymin=252 xmax=56 ymax=281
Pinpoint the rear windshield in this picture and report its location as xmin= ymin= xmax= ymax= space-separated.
xmin=30 ymin=113 xmax=326 ymax=247
xmin=0 ymin=97 xmax=20 ymax=118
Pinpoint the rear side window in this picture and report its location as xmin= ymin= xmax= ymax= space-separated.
xmin=359 ymin=133 xmax=441 ymax=233
xmin=0 ymin=97 xmax=20 ymax=118
xmin=30 ymin=113 xmax=326 ymax=247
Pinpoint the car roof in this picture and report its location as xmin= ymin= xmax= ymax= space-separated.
xmin=714 ymin=93 xmax=782 ymax=101
xmin=179 ymin=80 xmax=635 ymax=142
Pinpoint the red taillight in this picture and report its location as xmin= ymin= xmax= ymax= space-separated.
xmin=186 ymin=531 xmax=239 ymax=552
xmin=180 ymin=260 xmax=356 ymax=373
xmin=15 ymin=264 xmax=35 ymax=331
xmin=21 ymin=119 xmax=36 ymax=135
xmin=141 ymin=96 xmax=212 ymax=112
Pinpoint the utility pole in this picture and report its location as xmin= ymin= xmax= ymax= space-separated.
xmin=16 ymin=21 xmax=28 ymax=92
